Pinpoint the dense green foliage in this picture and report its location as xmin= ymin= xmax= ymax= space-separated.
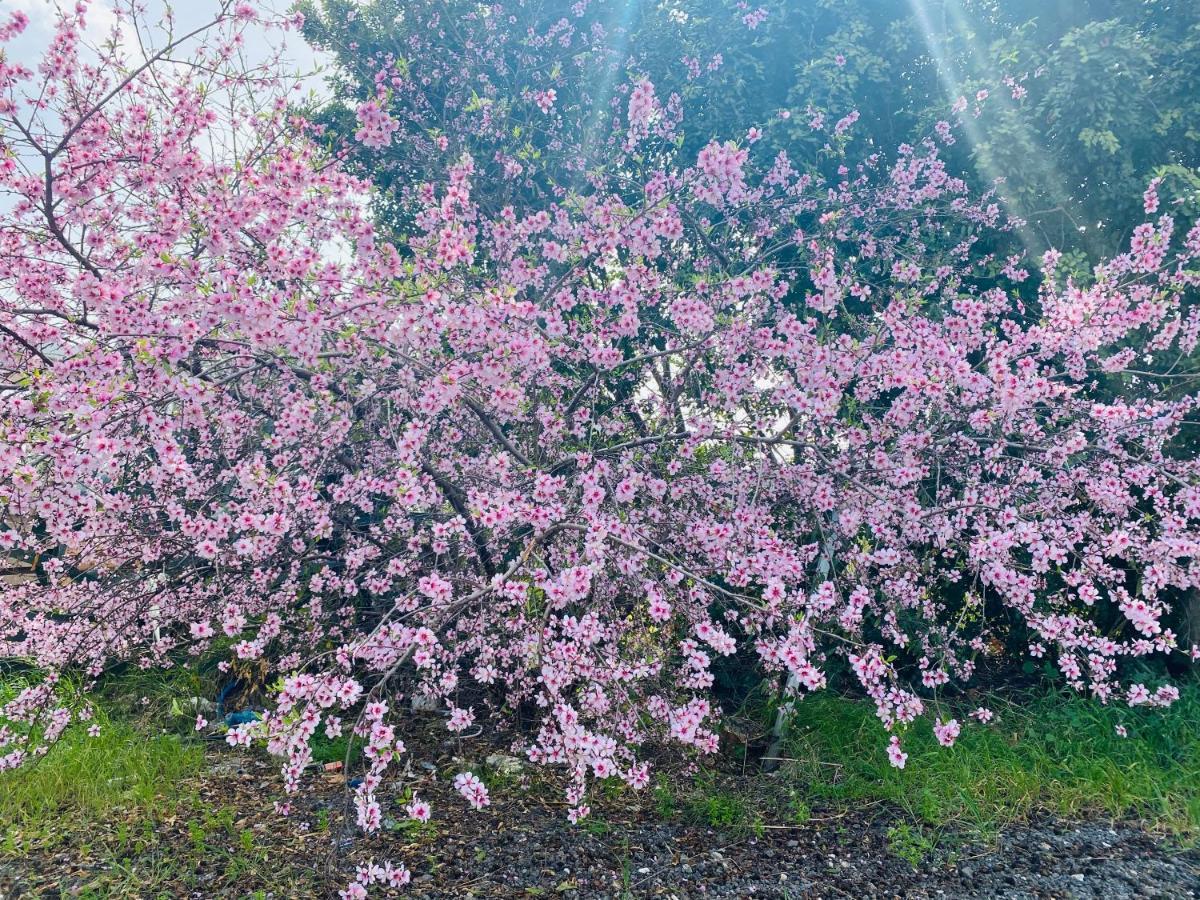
xmin=303 ymin=0 xmax=1200 ymax=263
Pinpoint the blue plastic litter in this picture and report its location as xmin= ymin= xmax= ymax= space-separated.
xmin=224 ymin=709 xmax=260 ymax=726
xmin=215 ymin=680 xmax=241 ymax=719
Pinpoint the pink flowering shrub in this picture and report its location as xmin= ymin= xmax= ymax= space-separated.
xmin=2 ymin=0 xmax=1200 ymax=889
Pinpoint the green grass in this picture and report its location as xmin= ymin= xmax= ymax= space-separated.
xmin=0 ymin=671 xmax=277 ymax=895
xmin=0 ymin=669 xmax=207 ymax=850
xmin=308 ymin=730 xmax=351 ymax=764
xmin=0 ymin=703 xmax=203 ymax=830
xmin=781 ymin=680 xmax=1200 ymax=839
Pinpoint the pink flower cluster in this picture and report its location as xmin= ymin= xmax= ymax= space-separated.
xmin=626 ymin=78 xmax=660 ymax=146
xmin=355 ymin=100 xmax=399 ymax=149
xmin=453 ymin=772 xmax=491 ymax=810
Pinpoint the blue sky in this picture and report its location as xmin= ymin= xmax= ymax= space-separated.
xmin=3 ymin=0 xmax=329 ymax=95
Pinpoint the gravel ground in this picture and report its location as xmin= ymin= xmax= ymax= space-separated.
xmin=401 ymin=805 xmax=1199 ymax=899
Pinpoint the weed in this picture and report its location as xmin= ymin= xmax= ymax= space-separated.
xmin=187 ymin=819 xmax=208 ymax=855
xmin=652 ymin=774 xmax=677 ymax=818
xmin=618 ymin=838 xmax=634 ymax=898
xmin=481 ymin=765 xmax=521 ymax=793
xmin=385 ymin=814 xmax=437 ymax=839
xmin=886 ymin=822 xmax=937 ymax=867
xmin=309 ymin=731 xmax=351 ymax=765
xmin=580 ymin=815 xmax=612 ymax=836
xmin=686 ymin=776 xmax=749 ymax=828
xmin=600 ymin=777 xmax=626 ymax=801
xmin=785 ymin=787 xmax=813 ymax=825
xmin=210 ymin=804 xmax=237 ymax=836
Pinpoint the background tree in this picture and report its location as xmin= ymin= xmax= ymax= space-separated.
xmin=302 ymin=0 xmax=1200 ymax=261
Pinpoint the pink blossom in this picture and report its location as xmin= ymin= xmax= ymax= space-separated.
xmin=627 ymin=79 xmax=659 ymax=142
xmin=742 ymin=7 xmax=768 ymax=29
xmin=1144 ymin=177 xmax=1162 ymax=215
xmin=933 ymin=719 xmax=960 ymax=748
xmin=454 ymin=772 xmax=490 ymax=810
xmin=887 ymin=735 xmax=908 ymax=769
xmin=1 ymin=8 xmax=1197 ymax=892
xmin=355 ymin=100 xmax=399 ymax=149
xmin=406 ymin=796 xmax=432 ymax=822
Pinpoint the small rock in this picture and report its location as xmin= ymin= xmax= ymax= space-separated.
xmin=410 ymin=694 xmax=440 ymax=712
xmin=485 ymin=753 xmax=525 ymax=776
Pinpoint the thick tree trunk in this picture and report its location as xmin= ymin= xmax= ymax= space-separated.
xmin=1184 ymin=590 xmax=1200 ymax=665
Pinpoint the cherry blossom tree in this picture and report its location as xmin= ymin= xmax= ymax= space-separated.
xmin=2 ymin=1 xmax=1199 ymax=892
